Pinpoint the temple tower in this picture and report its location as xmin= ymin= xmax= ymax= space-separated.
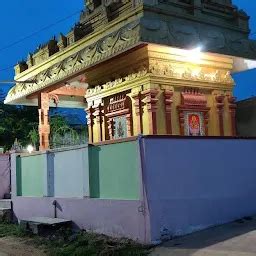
xmin=5 ymin=0 xmax=256 ymax=147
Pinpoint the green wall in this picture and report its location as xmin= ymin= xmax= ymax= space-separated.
xmin=15 ymin=140 xmax=141 ymax=200
xmin=89 ymin=141 xmax=140 ymax=200
xmin=16 ymin=154 xmax=45 ymax=197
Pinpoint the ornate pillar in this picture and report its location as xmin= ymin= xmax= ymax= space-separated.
xmin=215 ymin=95 xmax=225 ymax=136
xmin=142 ymin=89 xmax=159 ymax=135
xmin=93 ymin=103 xmax=104 ymax=142
xmin=164 ymin=90 xmax=173 ymax=134
xmin=107 ymin=118 xmax=114 ymax=140
xmin=126 ymin=113 xmax=132 ymax=137
xmin=179 ymin=112 xmax=185 ymax=136
xmin=228 ymin=96 xmax=237 ymax=136
xmin=38 ymin=93 xmax=50 ymax=151
xmin=132 ymin=93 xmax=143 ymax=134
xmin=204 ymin=112 xmax=209 ymax=136
xmin=86 ymin=106 xmax=95 ymax=143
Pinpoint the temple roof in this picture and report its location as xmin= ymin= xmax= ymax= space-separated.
xmin=5 ymin=0 xmax=256 ymax=105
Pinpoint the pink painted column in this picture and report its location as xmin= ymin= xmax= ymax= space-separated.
xmin=38 ymin=93 xmax=50 ymax=150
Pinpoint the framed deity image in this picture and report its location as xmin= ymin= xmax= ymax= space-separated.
xmin=113 ymin=116 xmax=128 ymax=139
xmin=184 ymin=111 xmax=205 ymax=136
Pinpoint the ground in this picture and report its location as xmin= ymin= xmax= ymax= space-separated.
xmin=0 ymin=237 xmax=46 ymax=256
xmin=150 ymin=217 xmax=256 ymax=256
xmin=1 ymin=218 xmax=256 ymax=255
xmin=0 ymin=222 xmax=148 ymax=256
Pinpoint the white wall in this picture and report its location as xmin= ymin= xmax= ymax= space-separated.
xmin=48 ymin=145 xmax=90 ymax=198
xmin=141 ymin=137 xmax=256 ymax=242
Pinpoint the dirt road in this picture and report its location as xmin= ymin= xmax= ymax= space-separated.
xmin=151 ymin=217 xmax=256 ymax=256
xmin=0 ymin=237 xmax=46 ymax=256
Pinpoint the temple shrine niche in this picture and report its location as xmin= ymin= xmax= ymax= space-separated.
xmin=5 ymin=0 xmax=256 ymax=148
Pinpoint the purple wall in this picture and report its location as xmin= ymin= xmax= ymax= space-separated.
xmin=141 ymin=137 xmax=256 ymax=243
xmin=12 ymin=197 xmax=150 ymax=243
xmin=0 ymin=154 xmax=10 ymax=199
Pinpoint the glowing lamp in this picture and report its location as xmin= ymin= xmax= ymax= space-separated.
xmin=27 ymin=145 xmax=34 ymax=154
xmin=188 ymin=47 xmax=202 ymax=63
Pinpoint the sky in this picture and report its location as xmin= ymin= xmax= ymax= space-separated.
xmin=0 ymin=0 xmax=255 ymax=100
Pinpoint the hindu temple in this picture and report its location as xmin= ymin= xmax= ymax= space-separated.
xmin=3 ymin=0 xmax=256 ymax=244
xmin=5 ymin=0 xmax=256 ymax=148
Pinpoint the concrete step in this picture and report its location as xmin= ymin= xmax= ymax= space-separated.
xmin=0 ymin=208 xmax=12 ymax=222
xmin=19 ymin=217 xmax=72 ymax=235
xmin=4 ymin=193 xmax=11 ymax=199
xmin=0 ymin=200 xmax=11 ymax=209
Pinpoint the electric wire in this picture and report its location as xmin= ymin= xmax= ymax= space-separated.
xmin=0 ymin=9 xmax=82 ymax=73
xmin=0 ymin=10 xmax=256 ymax=74
xmin=0 ymin=9 xmax=81 ymax=54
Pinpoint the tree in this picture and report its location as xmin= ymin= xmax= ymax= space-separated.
xmin=0 ymin=89 xmax=38 ymax=150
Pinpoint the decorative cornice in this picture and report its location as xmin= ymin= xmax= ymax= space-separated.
xmin=5 ymin=20 xmax=140 ymax=104
xmin=149 ymin=59 xmax=234 ymax=85
xmin=85 ymin=58 xmax=235 ymax=99
xmin=86 ymin=69 xmax=148 ymax=97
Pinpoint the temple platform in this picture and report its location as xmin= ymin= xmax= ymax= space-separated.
xmin=19 ymin=217 xmax=72 ymax=235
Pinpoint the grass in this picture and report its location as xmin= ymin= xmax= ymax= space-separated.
xmin=0 ymin=222 xmax=27 ymax=238
xmin=0 ymin=222 xmax=150 ymax=256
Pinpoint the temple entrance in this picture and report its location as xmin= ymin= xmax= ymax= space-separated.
xmin=32 ymin=75 xmax=87 ymax=150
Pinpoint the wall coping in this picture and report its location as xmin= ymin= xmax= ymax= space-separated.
xmin=90 ymin=136 xmax=138 ymax=147
xmin=14 ymin=135 xmax=256 ymax=158
xmin=17 ymin=144 xmax=89 ymax=158
xmin=142 ymin=135 xmax=256 ymax=140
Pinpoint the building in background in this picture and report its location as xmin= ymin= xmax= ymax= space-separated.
xmin=236 ymin=97 xmax=256 ymax=136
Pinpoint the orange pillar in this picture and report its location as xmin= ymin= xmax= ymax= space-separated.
xmin=38 ymin=93 xmax=50 ymax=150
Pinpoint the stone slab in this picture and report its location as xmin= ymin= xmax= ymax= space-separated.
xmin=19 ymin=217 xmax=72 ymax=235
xmin=20 ymin=217 xmax=71 ymax=225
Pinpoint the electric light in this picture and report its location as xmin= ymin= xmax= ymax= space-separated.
xmin=27 ymin=145 xmax=34 ymax=154
xmin=188 ymin=46 xmax=202 ymax=63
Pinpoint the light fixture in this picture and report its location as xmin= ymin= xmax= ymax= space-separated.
xmin=27 ymin=145 xmax=34 ymax=154
xmin=188 ymin=46 xmax=202 ymax=63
